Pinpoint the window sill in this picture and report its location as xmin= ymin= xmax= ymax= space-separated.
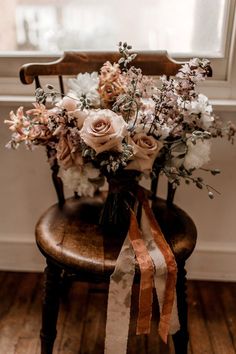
xmin=209 ymin=99 xmax=236 ymax=112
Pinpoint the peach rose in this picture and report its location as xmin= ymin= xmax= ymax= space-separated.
xmin=100 ymin=61 xmax=121 ymax=83
xmin=28 ymin=125 xmax=52 ymax=141
xmin=127 ymin=133 xmax=163 ymax=172
xmin=99 ymin=82 xmax=124 ymax=106
xmin=99 ymin=61 xmax=126 ymax=106
xmin=80 ymin=109 xmax=128 ymax=154
xmin=56 ymin=134 xmax=82 ymax=169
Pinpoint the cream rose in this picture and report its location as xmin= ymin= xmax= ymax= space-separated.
xmin=127 ymin=133 xmax=163 ymax=172
xmin=80 ymin=109 xmax=128 ymax=154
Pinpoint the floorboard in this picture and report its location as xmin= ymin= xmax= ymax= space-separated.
xmin=187 ymin=281 xmax=213 ymax=354
xmin=198 ymin=281 xmax=235 ymax=354
xmin=0 ymin=272 xmax=235 ymax=354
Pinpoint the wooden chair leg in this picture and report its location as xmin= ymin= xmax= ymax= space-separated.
xmin=40 ymin=260 xmax=62 ymax=354
xmin=172 ymin=261 xmax=189 ymax=354
xmin=61 ymin=272 xmax=73 ymax=301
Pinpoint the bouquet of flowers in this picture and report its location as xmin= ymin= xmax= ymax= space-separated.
xmin=5 ymin=42 xmax=235 ymax=200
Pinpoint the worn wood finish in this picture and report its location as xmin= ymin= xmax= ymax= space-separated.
xmin=20 ymin=51 xmax=186 ymax=85
xmin=40 ymin=261 xmax=63 ymax=354
xmin=197 ymin=281 xmax=236 ymax=354
xmin=0 ymin=273 xmax=39 ymax=354
xmin=36 ymin=196 xmax=197 ymax=280
xmin=172 ymin=261 xmax=189 ymax=354
xmin=0 ymin=273 xmax=235 ymax=354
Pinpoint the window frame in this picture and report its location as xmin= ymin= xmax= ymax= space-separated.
xmin=0 ymin=0 xmax=236 ymax=111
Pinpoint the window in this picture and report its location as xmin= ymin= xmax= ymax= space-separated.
xmin=0 ymin=0 xmax=236 ymax=103
xmin=1 ymin=0 xmax=232 ymax=56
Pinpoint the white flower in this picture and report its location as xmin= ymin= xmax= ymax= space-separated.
xmin=184 ymin=94 xmax=214 ymax=129
xmin=140 ymin=98 xmax=155 ymax=111
xmin=68 ymin=72 xmax=100 ymax=107
xmin=184 ymin=138 xmax=211 ymax=170
xmin=158 ymin=123 xmax=172 ymax=140
xmin=189 ymin=58 xmax=201 ymax=67
xmin=61 ymin=164 xmax=101 ymax=197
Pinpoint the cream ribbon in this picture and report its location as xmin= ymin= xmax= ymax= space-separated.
xmin=105 ymin=196 xmax=180 ymax=354
xmin=104 ymin=235 xmax=135 ymax=354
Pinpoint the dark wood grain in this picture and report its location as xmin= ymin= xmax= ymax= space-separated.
xmin=14 ymin=275 xmax=43 ymax=354
xmin=187 ymin=282 xmax=213 ymax=354
xmin=223 ymin=283 xmax=236 ymax=351
xmin=58 ymin=282 xmax=89 ymax=354
xmin=172 ymin=262 xmax=189 ymax=354
xmin=198 ymin=281 xmax=235 ymax=354
xmin=80 ymin=290 xmax=107 ymax=354
xmin=0 ymin=272 xmax=23 ymax=320
xmin=36 ymin=196 xmax=197 ymax=280
xmin=0 ymin=274 xmax=235 ymax=354
xmin=0 ymin=273 xmax=38 ymax=354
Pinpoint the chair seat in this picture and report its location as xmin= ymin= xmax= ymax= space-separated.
xmin=36 ymin=195 xmax=197 ymax=280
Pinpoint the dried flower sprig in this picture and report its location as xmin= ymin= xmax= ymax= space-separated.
xmin=118 ymin=42 xmax=137 ymax=70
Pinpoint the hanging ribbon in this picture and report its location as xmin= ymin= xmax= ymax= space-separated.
xmin=141 ymin=196 xmax=180 ymax=341
xmin=105 ymin=236 xmax=135 ymax=354
xmin=105 ymin=187 xmax=180 ymax=354
xmin=128 ymin=210 xmax=154 ymax=335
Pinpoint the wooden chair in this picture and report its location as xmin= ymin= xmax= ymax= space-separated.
xmin=19 ymin=51 xmax=208 ymax=354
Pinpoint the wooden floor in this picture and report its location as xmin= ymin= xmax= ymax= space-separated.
xmin=0 ymin=272 xmax=235 ymax=354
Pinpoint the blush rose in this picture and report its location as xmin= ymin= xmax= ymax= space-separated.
xmin=127 ymin=133 xmax=163 ymax=172
xmin=80 ymin=109 xmax=128 ymax=154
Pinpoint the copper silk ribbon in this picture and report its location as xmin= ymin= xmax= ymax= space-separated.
xmin=128 ymin=210 xmax=154 ymax=335
xmin=105 ymin=189 xmax=179 ymax=354
xmin=142 ymin=197 xmax=179 ymax=341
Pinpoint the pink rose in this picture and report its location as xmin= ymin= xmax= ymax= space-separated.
xmin=127 ymin=133 xmax=163 ymax=172
xmin=80 ymin=109 xmax=128 ymax=154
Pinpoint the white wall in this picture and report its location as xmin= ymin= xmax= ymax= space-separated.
xmin=1 ymin=104 xmax=236 ymax=280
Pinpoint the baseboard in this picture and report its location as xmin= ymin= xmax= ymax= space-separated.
xmin=186 ymin=241 xmax=236 ymax=282
xmin=0 ymin=238 xmax=45 ymax=272
xmin=0 ymin=238 xmax=236 ymax=281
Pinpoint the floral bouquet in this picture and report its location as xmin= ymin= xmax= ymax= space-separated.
xmin=4 ymin=42 xmax=235 ymax=351
xmin=5 ymin=43 xmax=234 ymax=201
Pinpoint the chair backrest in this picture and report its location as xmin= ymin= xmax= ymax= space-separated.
xmin=19 ymin=51 xmax=212 ymax=205
xmin=20 ymin=51 xmax=185 ymax=87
